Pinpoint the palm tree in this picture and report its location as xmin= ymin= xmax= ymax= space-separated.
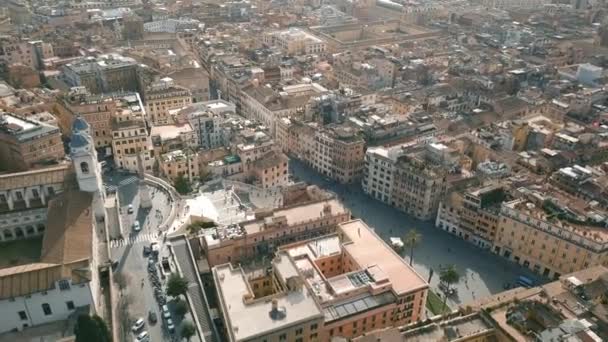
xmin=403 ymin=229 xmax=422 ymax=266
xmin=439 ymin=265 xmax=461 ymax=313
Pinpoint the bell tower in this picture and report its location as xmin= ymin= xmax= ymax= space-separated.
xmin=70 ymin=117 xmax=103 ymax=194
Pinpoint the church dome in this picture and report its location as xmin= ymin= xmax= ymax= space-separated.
xmin=70 ymin=132 xmax=90 ymax=150
xmin=72 ymin=116 xmax=90 ymax=132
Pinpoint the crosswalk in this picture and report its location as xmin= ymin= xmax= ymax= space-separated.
xmin=110 ymin=232 xmax=157 ymax=248
xmin=105 ymin=176 xmax=139 ymax=192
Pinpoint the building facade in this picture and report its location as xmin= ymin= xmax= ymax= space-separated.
xmin=363 ymin=146 xmax=448 ymax=221
xmin=144 ymin=77 xmax=192 ymax=125
xmin=212 ymin=219 xmax=429 ymax=342
xmin=203 ymin=198 xmax=351 ymax=267
xmin=159 ymin=149 xmax=200 ymax=182
xmin=277 ymin=118 xmax=365 ymax=184
xmin=110 ymin=93 xmax=154 ymax=172
xmin=0 ymin=163 xmax=70 ymax=242
xmin=0 ymin=112 xmax=65 ymax=172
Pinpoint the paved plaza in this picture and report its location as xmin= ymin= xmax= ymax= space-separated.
xmin=290 ymin=160 xmax=539 ymax=308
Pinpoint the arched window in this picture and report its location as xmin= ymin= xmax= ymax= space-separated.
xmin=80 ymin=162 xmax=89 ymax=174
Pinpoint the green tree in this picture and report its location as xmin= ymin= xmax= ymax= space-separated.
xmin=439 ymin=265 xmax=461 ymax=313
xmin=174 ymin=298 xmax=188 ymax=319
xmin=174 ymin=173 xmax=191 ymax=195
xmin=166 ymin=273 xmax=189 ymax=298
xmin=404 ymin=229 xmax=422 ymax=267
xmin=186 ymin=221 xmax=217 ymax=236
xmin=74 ymin=314 xmax=111 ymax=342
xmin=180 ymin=321 xmax=196 ymax=341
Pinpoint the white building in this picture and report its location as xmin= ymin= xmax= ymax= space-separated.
xmin=266 ymin=28 xmax=326 ymax=55
xmin=143 ymin=18 xmax=200 ymax=33
xmin=361 ymin=146 xmax=401 ymax=204
xmin=181 ymin=102 xmax=234 ymax=150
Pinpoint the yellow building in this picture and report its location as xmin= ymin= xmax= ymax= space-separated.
xmin=144 ymin=77 xmax=192 ymax=125
xmin=250 ymin=150 xmax=289 ymax=189
xmin=493 ymin=189 xmax=608 ymax=280
xmin=436 ymin=184 xmax=505 ymax=249
xmin=159 ymin=149 xmax=200 ymax=182
xmin=110 ymin=94 xmax=153 ymax=172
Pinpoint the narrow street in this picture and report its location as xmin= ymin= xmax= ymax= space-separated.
xmin=290 ymin=160 xmax=539 ymax=308
xmin=104 ymin=171 xmax=176 ymax=342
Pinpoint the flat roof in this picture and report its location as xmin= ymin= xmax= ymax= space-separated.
xmin=241 ymin=199 xmax=348 ymax=235
xmin=214 ymin=252 xmax=323 ymax=341
xmin=339 ymin=220 xmax=428 ymax=295
xmin=150 ymin=123 xmax=192 ymax=141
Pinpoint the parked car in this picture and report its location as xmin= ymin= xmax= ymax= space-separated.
xmin=127 ymin=204 xmax=134 ymax=214
xmin=150 ymin=242 xmax=160 ymax=257
xmin=133 ymin=221 xmax=141 ymax=232
xmin=131 ymin=318 xmax=145 ymax=332
xmin=161 ymin=305 xmax=171 ymax=320
xmin=135 ymin=331 xmax=149 ymax=341
xmin=143 ymin=245 xmax=151 ymax=256
xmin=166 ymin=319 xmax=175 ymax=333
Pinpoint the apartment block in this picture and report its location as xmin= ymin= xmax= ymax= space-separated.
xmin=62 ymin=54 xmax=145 ymax=94
xmin=159 ymin=149 xmax=200 ymax=182
xmin=214 ymin=252 xmax=325 ymax=342
xmin=265 ymin=28 xmax=327 ymax=55
xmin=277 ymin=118 xmax=365 ymax=183
xmin=110 ymin=93 xmax=154 ymax=172
xmin=355 ymin=266 xmax=608 ymax=342
xmin=202 ymin=198 xmax=351 ymax=267
xmin=493 ymin=186 xmax=608 ymax=280
xmin=436 ymin=184 xmax=506 ymax=250
xmin=0 ymin=37 xmax=53 ymax=70
xmin=213 ymin=219 xmax=429 ymax=341
xmin=250 ymin=150 xmax=289 ymax=189
xmin=144 ymin=77 xmax=192 ymax=125
xmin=180 ymin=101 xmax=236 ymax=150
xmin=57 ymin=87 xmax=116 ymax=148
xmin=240 ymin=82 xmax=326 ymax=135
xmin=362 ymin=146 xmax=448 ymax=220
xmin=0 ymin=112 xmax=65 ymax=172
xmin=150 ymin=122 xmax=197 ymax=156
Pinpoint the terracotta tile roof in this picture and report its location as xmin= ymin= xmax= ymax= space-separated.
xmin=41 ymin=189 xmax=93 ymax=265
xmin=0 ymin=188 xmax=94 ymax=299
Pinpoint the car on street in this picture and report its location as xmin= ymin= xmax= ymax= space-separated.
xmin=133 ymin=221 xmax=141 ymax=232
xmin=161 ymin=304 xmax=171 ymax=320
xmin=135 ymin=331 xmax=149 ymax=341
xmin=148 ymin=311 xmax=157 ymax=325
xmin=166 ymin=319 xmax=175 ymax=333
xmin=128 ymin=204 xmax=134 ymax=214
xmin=131 ymin=318 xmax=145 ymax=332
xmin=150 ymin=242 xmax=160 ymax=257
xmin=143 ymin=245 xmax=151 ymax=256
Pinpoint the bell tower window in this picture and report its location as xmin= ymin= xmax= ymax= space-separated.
xmin=80 ymin=162 xmax=89 ymax=174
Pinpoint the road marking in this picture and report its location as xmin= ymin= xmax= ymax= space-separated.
xmin=104 ymin=176 xmax=138 ymax=192
xmin=110 ymin=232 xmax=157 ymax=248
xmin=118 ymin=176 xmax=139 ymax=187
